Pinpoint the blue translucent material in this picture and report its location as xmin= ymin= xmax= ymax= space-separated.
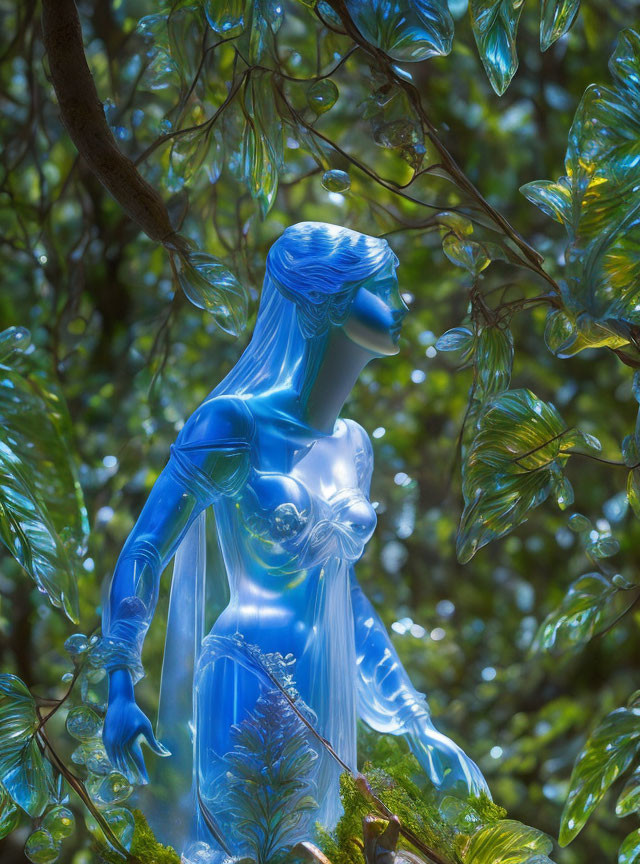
xmin=101 ymin=223 xmax=489 ymax=859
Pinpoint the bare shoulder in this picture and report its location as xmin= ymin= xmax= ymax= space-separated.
xmin=342 ymin=418 xmax=373 ymax=456
xmin=342 ymin=418 xmax=374 ymax=489
xmin=178 ymin=395 xmax=255 ymax=450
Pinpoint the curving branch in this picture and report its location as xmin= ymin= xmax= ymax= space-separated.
xmin=41 ymin=0 xmax=185 ymax=250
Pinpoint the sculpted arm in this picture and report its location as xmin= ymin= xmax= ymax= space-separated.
xmin=101 ymin=397 xmax=253 ymax=782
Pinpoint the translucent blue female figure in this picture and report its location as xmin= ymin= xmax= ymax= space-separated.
xmin=101 ymin=222 xmax=489 ymax=859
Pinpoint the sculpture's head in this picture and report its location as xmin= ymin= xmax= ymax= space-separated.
xmin=266 ymin=222 xmax=406 ymax=356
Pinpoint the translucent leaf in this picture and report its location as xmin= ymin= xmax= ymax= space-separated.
xmin=568 ymin=513 xmax=591 ymax=533
xmin=520 ymin=180 xmax=571 ymax=225
xmin=540 ymin=0 xmax=581 ymax=51
xmin=442 ymin=234 xmax=491 ymax=274
xmin=464 ymin=818 xmax=553 ymax=863
xmin=628 ymin=469 xmax=640 ymax=519
xmin=0 ymin=788 xmax=19 ymax=839
xmin=436 ymin=326 xmax=475 ymax=353
xmin=623 ymin=435 xmax=639 ymax=468
xmin=619 ymin=830 xmax=640 ymax=864
xmin=476 ymin=326 xmax=513 ymax=398
xmin=522 ymin=30 xmax=640 ymax=357
xmin=0 ymin=675 xmax=49 ymax=817
xmin=616 ymin=771 xmax=640 ymax=817
xmin=86 ymin=806 xmax=135 ymax=851
xmin=587 ymin=536 xmax=620 ymax=559
xmin=457 ymin=389 xmax=577 ymax=562
xmin=551 ymin=469 xmax=574 ymax=510
xmin=532 ymin=573 xmax=623 ymax=654
xmin=204 ymin=0 xmax=246 ymax=37
xmin=24 ymin=828 xmax=59 ymax=864
xmin=560 ymin=706 xmax=640 ymax=845
xmin=42 ymin=806 xmax=75 ymax=841
xmin=168 ymin=126 xmax=223 ymax=191
xmin=366 ymin=80 xmax=426 ymax=170
xmin=176 ymin=250 xmax=249 ymax=336
xmin=307 ymin=79 xmax=339 ymax=114
xmin=0 ymin=329 xmax=88 ymax=621
xmin=322 ymin=169 xmax=351 ymax=192
xmin=0 ymin=326 xmax=30 ymax=362
xmin=544 ymin=309 xmax=576 ymax=356
xmin=345 ymin=0 xmax=453 ymax=62
xmin=469 ymin=0 xmax=525 ymax=95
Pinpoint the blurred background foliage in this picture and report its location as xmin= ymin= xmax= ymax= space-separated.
xmin=1 ymin=0 xmax=640 ymax=861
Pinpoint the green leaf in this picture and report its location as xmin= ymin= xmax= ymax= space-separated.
xmin=176 ymin=251 xmax=249 ymax=336
xmin=469 ymin=0 xmax=525 ymax=95
xmin=436 ymin=326 xmax=475 ymax=353
xmin=457 ymin=389 xmax=576 ymax=562
xmin=619 ymin=829 xmax=640 ymax=864
xmin=0 ymin=787 xmax=20 ymax=839
xmin=0 ymin=326 xmax=30 ymax=363
xmin=521 ymin=29 xmax=640 ymax=357
xmin=0 ymin=675 xmax=49 ymax=817
xmin=442 ymin=234 xmax=491 ymax=275
xmin=616 ymin=770 xmax=640 ymax=817
xmin=0 ymin=330 xmax=88 ymax=621
xmin=560 ymin=706 xmax=640 ymax=845
xmin=476 ymin=326 xmax=513 ymax=398
xmin=204 ymin=0 xmax=247 ymax=38
xmin=464 ymin=818 xmax=554 ymax=863
xmin=532 ymin=573 xmax=626 ymax=654
xmin=540 ymin=0 xmax=581 ymax=51
xmin=242 ymin=72 xmax=283 ymax=216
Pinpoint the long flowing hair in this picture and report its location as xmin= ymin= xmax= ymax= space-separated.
xmin=209 ymin=221 xmax=398 ymax=400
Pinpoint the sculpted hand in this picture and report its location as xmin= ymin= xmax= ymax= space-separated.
xmin=103 ymin=669 xmax=170 ymax=784
xmin=405 ymin=716 xmax=490 ymax=799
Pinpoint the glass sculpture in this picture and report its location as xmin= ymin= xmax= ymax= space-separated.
xmin=100 ymin=222 xmax=488 ymax=860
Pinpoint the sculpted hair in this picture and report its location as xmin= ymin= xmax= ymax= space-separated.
xmin=266 ymin=222 xmax=398 ymax=337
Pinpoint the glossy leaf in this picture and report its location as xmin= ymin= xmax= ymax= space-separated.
xmin=0 ymin=788 xmax=20 ymax=839
xmin=540 ymin=0 xmax=581 ymax=51
xmin=442 ymin=234 xmax=491 ymax=275
xmin=476 ymin=326 xmax=513 ymax=398
xmin=464 ymin=818 xmax=554 ymax=863
xmin=241 ymin=72 xmax=282 ymax=216
xmin=0 ymin=326 xmax=30 ymax=362
xmin=457 ymin=389 xmax=596 ymax=562
xmin=532 ymin=573 xmax=625 ymax=654
xmin=176 ymin=251 xmax=249 ymax=336
xmin=436 ymin=326 xmax=475 ymax=354
xmin=616 ymin=770 xmax=640 ymax=817
xmin=522 ymin=30 xmax=640 ymax=357
xmin=469 ymin=0 xmax=525 ymax=95
xmin=619 ymin=829 xmax=640 ymax=864
xmin=0 ymin=329 xmax=87 ymax=621
xmin=0 ymin=675 xmax=49 ymax=817
xmin=346 ymin=0 xmax=453 ymax=62
xmin=204 ymin=0 xmax=247 ymax=38
xmin=560 ymin=705 xmax=640 ymax=845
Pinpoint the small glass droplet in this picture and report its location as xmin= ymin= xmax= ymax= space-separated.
xmin=24 ymin=829 xmax=59 ymax=864
xmin=63 ymin=634 xmax=88 ymax=656
xmin=307 ymin=79 xmax=339 ymax=114
xmin=321 ymin=169 xmax=351 ymax=193
xmin=43 ymin=806 xmax=75 ymax=842
xmin=65 ymin=707 xmax=102 ymax=741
